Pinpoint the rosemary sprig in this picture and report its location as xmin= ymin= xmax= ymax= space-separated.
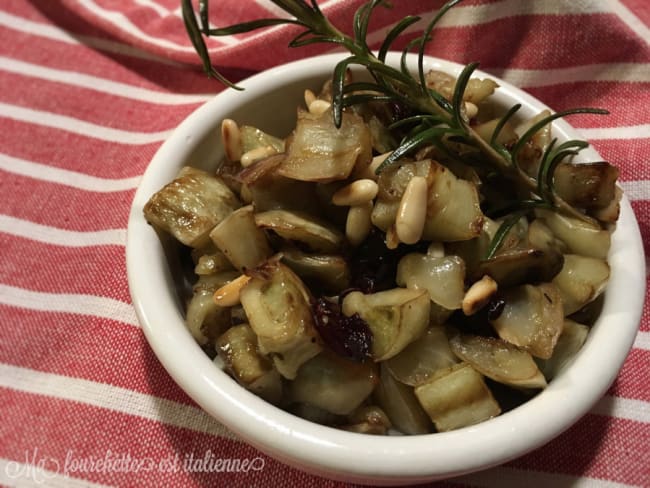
xmin=182 ymin=0 xmax=608 ymax=230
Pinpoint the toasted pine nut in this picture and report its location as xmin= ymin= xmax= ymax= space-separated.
xmin=308 ymin=99 xmax=331 ymax=115
xmin=464 ymin=101 xmax=479 ymax=120
xmin=385 ymin=226 xmax=399 ymax=250
xmin=427 ymin=242 xmax=445 ymax=258
xmin=355 ymin=152 xmax=391 ymax=180
xmin=332 ymin=179 xmax=378 ymax=206
xmin=304 ymin=89 xmax=317 ymax=108
xmin=213 ymin=275 xmax=251 ymax=307
xmin=395 ymin=176 xmax=428 ymax=244
xmin=462 ymin=275 xmax=498 ymax=316
xmin=221 ymin=119 xmax=242 ymax=162
xmin=346 ymin=201 xmax=373 ymax=246
xmin=240 ymin=145 xmax=277 ymax=168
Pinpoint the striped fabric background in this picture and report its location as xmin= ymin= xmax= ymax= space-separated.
xmin=0 ymin=0 xmax=648 ymax=486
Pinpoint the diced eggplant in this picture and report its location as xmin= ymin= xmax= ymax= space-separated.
xmin=372 ymin=160 xmax=484 ymax=242
xmin=194 ymin=250 xmax=234 ymax=276
xmin=553 ymin=161 xmax=619 ymax=211
xmin=239 ymin=125 xmax=285 ymax=154
xmin=209 ymin=205 xmax=272 ymax=271
xmin=278 ymin=108 xmax=372 ymax=182
xmin=476 ymin=248 xmax=564 ymax=287
xmin=281 ymin=247 xmax=350 ymax=293
xmin=216 ymin=323 xmax=282 ymax=404
xmin=289 ymin=351 xmax=378 ymax=415
xmin=449 ymin=333 xmax=547 ymax=389
xmin=254 ymin=209 xmax=345 ymax=253
xmin=342 ymin=288 xmax=431 ymax=361
xmin=552 ymin=254 xmax=610 ymax=315
xmin=385 ymin=326 xmax=459 ymax=387
xmin=240 ymin=261 xmax=321 ymax=379
xmin=375 ymin=363 xmax=431 ymax=435
xmin=536 ymin=319 xmax=589 ymax=380
xmin=143 ymin=166 xmax=241 ymax=248
xmin=536 ymin=209 xmax=611 ymax=259
xmin=185 ymin=272 xmax=239 ymax=344
xmin=342 ymin=405 xmax=392 ymax=435
xmin=396 ymin=253 xmax=465 ymax=310
xmin=414 ymin=363 xmax=501 ymax=432
xmin=490 ymin=283 xmax=564 ymax=359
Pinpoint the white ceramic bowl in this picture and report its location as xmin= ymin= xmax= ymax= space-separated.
xmin=126 ymin=53 xmax=645 ymax=485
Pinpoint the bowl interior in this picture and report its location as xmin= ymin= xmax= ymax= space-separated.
xmin=126 ymin=53 xmax=645 ymax=484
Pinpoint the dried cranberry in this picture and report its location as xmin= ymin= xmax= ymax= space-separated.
xmin=311 ymin=297 xmax=372 ymax=362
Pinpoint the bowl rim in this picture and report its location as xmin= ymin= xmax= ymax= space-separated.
xmin=126 ymin=53 xmax=646 ymax=483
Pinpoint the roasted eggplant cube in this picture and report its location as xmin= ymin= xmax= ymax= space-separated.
xmin=414 ymin=362 xmax=501 ymax=432
xmin=144 ymin=166 xmax=241 ymax=248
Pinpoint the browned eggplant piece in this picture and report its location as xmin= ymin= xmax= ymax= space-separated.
xmin=289 ymin=350 xmax=378 ymax=415
xmin=553 ymin=161 xmax=619 ymax=211
xmin=281 ymin=247 xmax=350 ymax=293
xmin=143 ymin=166 xmax=241 ymax=248
xmin=216 ymin=323 xmax=282 ymax=404
xmin=476 ymin=247 xmax=564 ymax=287
xmin=490 ymin=283 xmax=564 ymax=359
xmin=240 ymin=260 xmax=322 ymax=379
xmin=277 ymin=108 xmax=372 ymax=182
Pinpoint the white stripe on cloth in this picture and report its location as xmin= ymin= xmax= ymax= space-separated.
xmin=620 ymin=180 xmax=650 ymax=202
xmin=489 ymin=63 xmax=650 ymax=88
xmin=0 ymin=153 xmax=141 ymax=193
xmin=74 ymin=0 xmax=197 ymax=53
xmin=365 ymin=0 xmax=614 ymax=46
xmin=0 ymin=284 xmax=138 ymax=327
xmin=0 ymin=363 xmax=236 ymax=440
xmin=632 ymin=330 xmax=650 ymax=352
xmin=0 ymin=56 xmax=212 ymax=105
xmin=0 ymin=102 xmax=171 ymax=144
xmin=0 ymin=215 xmax=126 ymax=247
xmin=0 ymin=458 xmax=113 ymax=488
xmin=134 ymin=0 xmax=170 ymax=17
xmin=453 ymin=465 xmax=637 ymax=488
xmin=590 ymin=394 xmax=650 ymax=424
xmin=610 ymin=0 xmax=650 ymax=45
xmin=0 ymin=10 xmax=180 ymax=66
xmin=578 ymin=124 xmax=650 ymax=140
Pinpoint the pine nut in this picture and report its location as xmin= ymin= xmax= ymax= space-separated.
xmin=213 ymin=274 xmax=251 ymax=307
xmin=240 ymin=145 xmax=277 ymax=167
xmin=346 ymin=201 xmax=373 ymax=246
xmin=240 ymin=184 xmax=253 ymax=204
xmin=221 ymin=119 xmax=242 ymax=162
xmin=332 ymin=179 xmax=378 ymax=206
xmin=462 ymin=275 xmax=497 ymax=315
xmin=395 ymin=176 xmax=428 ymax=244
xmin=385 ymin=226 xmax=399 ymax=250
xmin=427 ymin=242 xmax=445 ymax=258
xmin=308 ymin=99 xmax=331 ymax=116
xmin=304 ymin=89 xmax=317 ymax=108
xmin=464 ymin=101 xmax=478 ymax=120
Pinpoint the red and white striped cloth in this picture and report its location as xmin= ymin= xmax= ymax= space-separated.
xmin=0 ymin=0 xmax=648 ymax=486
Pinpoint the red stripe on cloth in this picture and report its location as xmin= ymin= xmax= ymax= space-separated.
xmin=525 ymin=82 xmax=650 ymax=129
xmin=608 ymin=349 xmax=650 ymax=402
xmin=0 ymin=171 xmax=133 ymax=231
xmin=591 ymin=140 xmax=650 ymax=180
xmin=0 ymin=237 xmax=130 ymax=301
xmin=0 ymin=72 xmax=202 ymax=132
xmin=0 ymin=119 xmax=158 ymax=178
xmin=507 ymin=413 xmax=649 ymax=486
xmin=0 ymin=306 xmax=195 ymax=406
